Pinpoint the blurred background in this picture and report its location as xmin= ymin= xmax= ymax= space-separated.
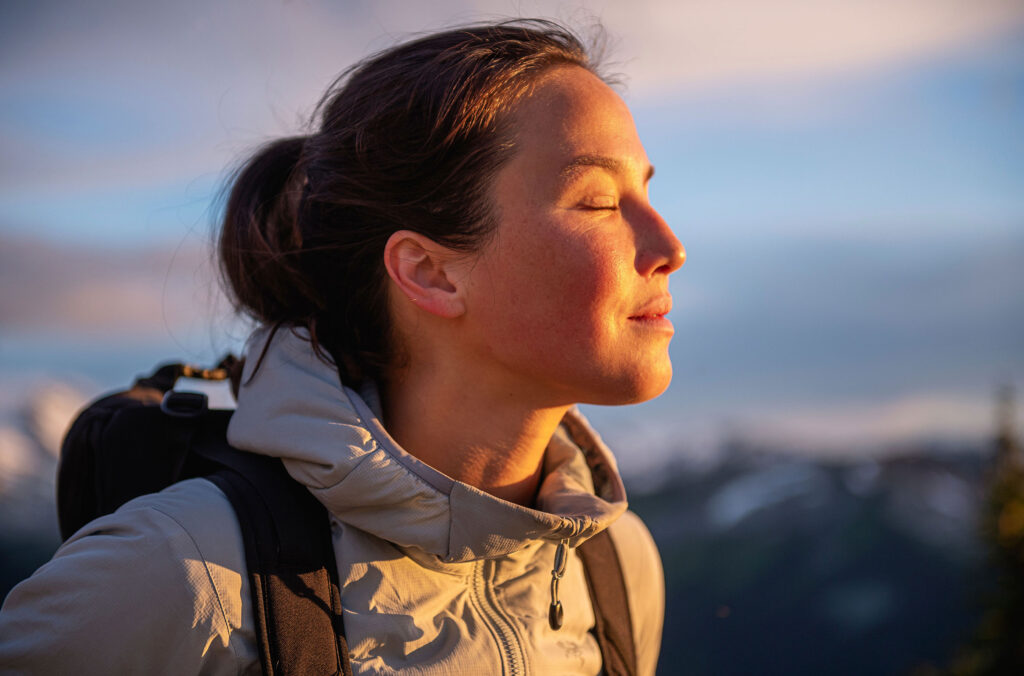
xmin=2 ymin=1 xmax=1023 ymax=673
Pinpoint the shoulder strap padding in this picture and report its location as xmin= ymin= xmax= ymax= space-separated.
xmin=200 ymin=433 xmax=351 ymax=676
xmin=577 ymin=529 xmax=638 ymax=676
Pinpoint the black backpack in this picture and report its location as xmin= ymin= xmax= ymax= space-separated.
xmin=58 ymin=360 xmax=638 ymax=676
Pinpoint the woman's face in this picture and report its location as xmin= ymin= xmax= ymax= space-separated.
xmin=458 ymin=66 xmax=685 ymax=407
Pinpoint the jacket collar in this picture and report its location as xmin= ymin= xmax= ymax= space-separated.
xmin=227 ymin=327 xmax=628 ymax=563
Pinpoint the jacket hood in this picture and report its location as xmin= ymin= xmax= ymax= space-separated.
xmin=227 ymin=327 xmax=629 ymax=563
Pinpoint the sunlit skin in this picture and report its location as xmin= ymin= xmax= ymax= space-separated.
xmin=382 ymin=66 xmax=685 ymax=506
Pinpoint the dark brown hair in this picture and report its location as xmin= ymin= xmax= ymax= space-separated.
xmin=219 ymin=19 xmax=598 ymax=386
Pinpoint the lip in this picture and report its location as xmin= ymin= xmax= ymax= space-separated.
xmin=628 ymin=296 xmax=674 ymax=331
xmin=629 ymin=295 xmax=672 ymax=319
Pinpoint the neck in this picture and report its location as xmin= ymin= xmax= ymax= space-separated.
xmin=382 ymin=362 xmax=570 ymax=507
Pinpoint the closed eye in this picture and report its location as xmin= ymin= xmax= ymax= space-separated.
xmin=579 ymin=196 xmax=618 ymax=210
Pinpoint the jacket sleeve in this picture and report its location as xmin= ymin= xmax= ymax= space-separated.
xmin=607 ymin=510 xmax=665 ymax=676
xmin=0 ymin=479 xmax=255 ymax=676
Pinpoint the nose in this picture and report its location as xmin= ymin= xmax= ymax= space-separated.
xmin=634 ymin=203 xmax=685 ymax=276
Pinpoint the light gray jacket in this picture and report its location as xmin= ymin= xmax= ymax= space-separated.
xmin=0 ymin=329 xmax=664 ymax=675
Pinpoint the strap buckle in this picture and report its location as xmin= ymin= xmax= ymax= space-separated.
xmin=160 ymin=390 xmax=209 ymax=418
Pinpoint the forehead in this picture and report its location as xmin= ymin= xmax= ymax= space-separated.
xmin=506 ymin=66 xmax=649 ymax=178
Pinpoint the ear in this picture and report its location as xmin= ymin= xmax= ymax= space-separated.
xmin=383 ymin=230 xmax=467 ymax=319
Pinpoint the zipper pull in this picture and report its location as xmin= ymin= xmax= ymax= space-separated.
xmin=548 ymin=539 xmax=569 ymax=630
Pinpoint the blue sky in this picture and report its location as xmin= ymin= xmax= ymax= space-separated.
xmin=2 ymin=0 xmax=1023 ymax=465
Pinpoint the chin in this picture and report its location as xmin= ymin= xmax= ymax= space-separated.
xmin=585 ymin=364 xmax=674 ymax=406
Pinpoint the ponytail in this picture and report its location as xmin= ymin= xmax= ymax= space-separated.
xmin=219 ymin=136 xmax=323 ymax=326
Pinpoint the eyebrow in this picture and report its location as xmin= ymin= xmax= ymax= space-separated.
xmin=559 ymin=154 xmax=655 ymax=182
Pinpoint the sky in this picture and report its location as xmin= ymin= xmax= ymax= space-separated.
xmin=2 ymin=0 xmax=1023 ymax=469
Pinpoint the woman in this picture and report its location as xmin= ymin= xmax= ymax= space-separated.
xmin=0 ymin=20 xmax=683 ymax=675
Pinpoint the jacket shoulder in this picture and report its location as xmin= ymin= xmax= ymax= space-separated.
xmin=606 ymin=510 xmax=665 ymax=676
xmin=0 ymin=478 xmax=257 ymax=675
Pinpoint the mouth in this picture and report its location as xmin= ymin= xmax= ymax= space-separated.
xmin=628 ymin=296 xmax=674 ymax=331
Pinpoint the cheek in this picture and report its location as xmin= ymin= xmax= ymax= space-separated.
xmin=551 ymin=231 xmax=631 ymax=315
xmin=492 ymin=231 xmax=626 ymax=349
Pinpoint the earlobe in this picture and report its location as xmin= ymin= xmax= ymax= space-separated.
xmin=383 ymin=231 xmax=466 ymax=318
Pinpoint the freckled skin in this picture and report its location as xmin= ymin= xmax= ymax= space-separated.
xmin=460 ymin=66 xmax=686 ymax=407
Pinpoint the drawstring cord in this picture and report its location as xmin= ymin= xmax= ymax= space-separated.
xmin=548 ymin=539 xmax=569 ymax=630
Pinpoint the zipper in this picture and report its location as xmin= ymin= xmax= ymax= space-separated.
xmin=472 ymin=559 xmax=526 ymax=676
xmin=548 ymin=539 xmax=570 ymax=630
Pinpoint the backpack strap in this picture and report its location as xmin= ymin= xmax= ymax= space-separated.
xmin=577 ymin=529 xmax=638 ymax=676
xmin=197 ymin=419 xmax=351 ymax=676
xmin=57 ymin=360 xmax=349 ymax=674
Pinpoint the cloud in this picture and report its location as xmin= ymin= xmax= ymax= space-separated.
xmin=585 ymin=387 xmax=1021 ymax=474
xmin=0 ymin=233 xmax=231 ymax=336
xmin=584 ymin=0 xmax=1024 ymax=95
xmin=2 ymin=0 xmax=1022 ymax=197
xmin=731 ymin=391 xmax=1017 ymax=456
